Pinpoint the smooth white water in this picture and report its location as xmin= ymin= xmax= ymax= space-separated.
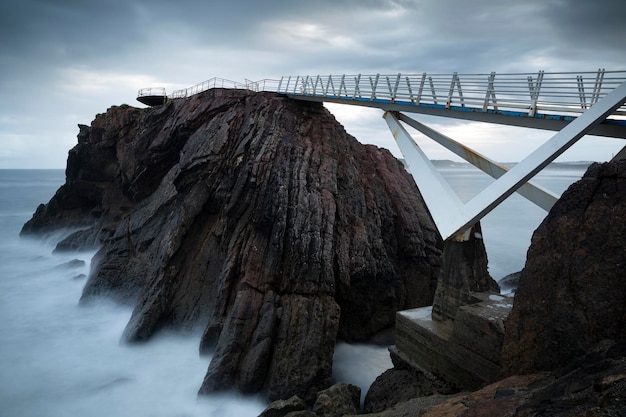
xmin=0 ymin=166 xmax=586 ymax=416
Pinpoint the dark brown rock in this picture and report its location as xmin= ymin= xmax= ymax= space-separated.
xmin=502 ymin=160 xmax=626 ymax=374
xmin=23 ymin=89 xmax=443 ymax=401
xmin=258 ymin=395 xmax=306 ymax=417
xmin=312 ymin=383 xmax=361 ymax=417
xmin=431 ymin=222 xmax=499 ymax=322
xmin=364 ymin=348 xmax=457 ymax=413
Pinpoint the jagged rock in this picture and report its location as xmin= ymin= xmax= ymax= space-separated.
xmin=497 ymin=271 xmax=521 ymax=292
xmin=431 ymin=222 xmax=499 ymax=322
xmin=258 ymin=395 xmax=306 ymax=417
xmin=54 ymin=259 xmax=86 ymax=269
xmin=364 ymin=368 xmax=429 ymax=413
xmin=312 ymin=383 xmax=361 ymax=417
xmin=22 ymin=89 xmax=443 ymax=401
xmin=502 ymin=160 xmax=626 ymax=374
xmin=364 ymin=347 xmax=456 ymax=413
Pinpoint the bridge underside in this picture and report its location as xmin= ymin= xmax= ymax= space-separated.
xmin=286 ymin=94 xmax=626 ymax=139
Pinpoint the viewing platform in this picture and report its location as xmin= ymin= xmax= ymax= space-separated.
xmin=136 ymin=87 xmax=167 ymax=106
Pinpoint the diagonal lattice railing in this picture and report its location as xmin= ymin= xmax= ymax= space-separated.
xmin=277 ymin=70 xmax=626 ymax=119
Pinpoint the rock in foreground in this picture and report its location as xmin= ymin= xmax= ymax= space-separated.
xmin=22 ymin=89 xmax=443 ymax=401
xmin=503 ymin=160 xmax=626 ymax=374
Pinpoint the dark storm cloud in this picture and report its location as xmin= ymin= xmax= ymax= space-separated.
xmin=1 ymin=0 xmax=624 ymax=168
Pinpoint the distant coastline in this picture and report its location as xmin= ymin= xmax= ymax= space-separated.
xmin=429 ymin=159 xmax=593 ymax=169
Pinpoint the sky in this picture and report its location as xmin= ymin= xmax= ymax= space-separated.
xmin=1 ymin=0 xmax=625 ymax=169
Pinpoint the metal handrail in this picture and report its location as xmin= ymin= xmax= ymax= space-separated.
xmin=277 ymin=70 xmax=626 ymax=118
xmin=137 ymin=87 xmax=167 ymax=97
xmin=168 ymin=77 xmax=281 ymax=99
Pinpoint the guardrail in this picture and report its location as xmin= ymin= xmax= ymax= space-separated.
xmin=168 ymin=77 xmax=281 ymax=99
xmin=137 ymin=87 xmax=167 ymax=98
xmin=277 ymin=70 xmax=626 ymax=118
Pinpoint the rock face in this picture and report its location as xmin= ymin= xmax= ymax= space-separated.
xmin=22 ymin=89 xmax=443 ymax=402
xmin=502 ymin=160 xmax=626 ymax=374
xmin=431 ymin=222 xmax=499 ymax=322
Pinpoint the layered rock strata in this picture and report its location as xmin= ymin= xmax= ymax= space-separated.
xmin=502 ymin=159 xmax=626 ymax=374
xmin=22 ymin=89 xmax=443 ymax=402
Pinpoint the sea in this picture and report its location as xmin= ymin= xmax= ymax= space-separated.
xmin=0 ymin=165 xmax=587 ymax=417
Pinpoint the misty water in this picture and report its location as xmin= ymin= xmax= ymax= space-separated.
xmin=0 ymin=166 xmax=586 ymax=416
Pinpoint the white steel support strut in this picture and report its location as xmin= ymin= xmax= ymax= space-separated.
xmin=393 ymin=112 xmax=559 ymax=211
xmin=384 ymin=112 xmax=467 ymax=236
xmin=386 ymin=80 xmax=626 ymax=241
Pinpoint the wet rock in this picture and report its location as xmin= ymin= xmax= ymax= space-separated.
xmin=502 ymin=160 xmax=626 ymax=374
xmin=431 ymin=222 xmax=499 ymax=322
xmin=55 ymin=259 xmax=86 ymax=269
xmin=23 ymin=89 xmax=443 ymax=401
xmin=258 ymin=395 xmax=306 ymax=417
xmin=312 ymin=383 xmax=361 ymax=417
xmin=497 ymin=271 xmax=521 ymax=292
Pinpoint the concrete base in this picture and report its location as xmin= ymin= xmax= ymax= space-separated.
xmin=395 ymin=292 xmax=513 ymax=390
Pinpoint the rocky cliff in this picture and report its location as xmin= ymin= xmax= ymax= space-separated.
xmin=502 ymin=159 xmax=626 ymax=374
xmin=22 ymin=89 xmax=443 ymax=402
xmin=347 ymin=159 xmax=626 ymax=416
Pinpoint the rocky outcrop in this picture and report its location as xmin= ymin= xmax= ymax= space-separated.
xmin=364 ymin=349 xmax=455 ymax=413
xmin=22 ymin=89 xmax=443 ymax=402
xmin=352 ymin=343 xmax=626 ymax=416
xmin=502 ymin=160 xmax=626 ymax=374
xmin=431 ymin=222 xmax=499 ymax=322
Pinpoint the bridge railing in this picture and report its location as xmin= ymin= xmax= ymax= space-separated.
xmin=169 ymin=77 xmax=281 ymax=99
xmin=138 ymin=87 xmax=167 ymax=97
xmin=277 ymin=70 xmax=626 ymax=118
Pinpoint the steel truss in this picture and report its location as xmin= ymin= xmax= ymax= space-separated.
xmin=385 ymin=81 xmax=626 ymax=241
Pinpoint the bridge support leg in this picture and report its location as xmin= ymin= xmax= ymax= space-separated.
xmin=392 ymin=112 xmax=559 ymax=211
xmin=385 ymin=80 xmax=626 ymax=241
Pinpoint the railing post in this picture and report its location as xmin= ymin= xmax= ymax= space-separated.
xmin=417 ymin=72 xmax=426 ymax=104
xmin=353 ymin=74 xmax=361 ymax=99
xmin=326 ymin=75 xmax=335 ymax=96
xmin=591 ymin=68 xmax=605 ymax=105
xmin=303 ymin=76 xmax=310 ymax=94
xmin=483 ymin=71 xmax=497 ymax=112
xmin=429 ymin=76 xmax=437 ymax=105
xmin=577 ymin=75 xmax=587 ymax=109
xmin=528 ymin=70 xmax=544 ymax=117
xmin=447 ymin=72 xmax=464 ymax=109
xmin=370 ymin=74 xmax=380 ymax=101
xmin=387 ymin=73 xmax=401 ymax=102
xmin=313 ymin=75 xmax=322 ymax=95
xmin=406 ymin=76 xmax=415 ymax=103
xmin=339 ymin=74 xmax=347 ymax=97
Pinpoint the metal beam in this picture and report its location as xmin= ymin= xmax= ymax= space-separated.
xmin=385 ymin=80 xmax=626 ymax=240
xmin=394 ymin=112 xmax=559 ymax=211
xmin=286 ymin=94 xmax=626 ymax=139
xmin=383 ymin=112 xmax=468 ymax=236
xmin=451 ymin=80 xmax=626 ymax=240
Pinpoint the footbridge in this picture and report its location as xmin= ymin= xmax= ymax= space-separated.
xmin=276 ymin=70 xmax=626 ymax=240
xmin=138 ymin=70 xmax=626 ymax=241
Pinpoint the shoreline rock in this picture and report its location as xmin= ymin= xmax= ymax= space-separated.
xmin=22 ymin=88 xmax=443 ymax=402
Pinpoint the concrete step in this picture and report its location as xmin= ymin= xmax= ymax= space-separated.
xmin=395 ymin=292 xmax=513 ymax=390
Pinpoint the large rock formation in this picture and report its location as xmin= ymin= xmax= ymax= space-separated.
xmin=22 ymin=89 xmax=443 ymax=402
xmin=502 ymin=159 xmax=626 ymax=374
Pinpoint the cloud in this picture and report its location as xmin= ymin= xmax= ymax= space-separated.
xmin=0 ymin=0 xmax=624 ymax=168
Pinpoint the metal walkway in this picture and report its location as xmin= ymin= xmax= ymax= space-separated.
xmin=277 ymin=70 xmax=626 ymax=138
xmin=276 ymin=70 xmax=626 ymax=240
xmin=138 ymin=70 xmax=626 ymax=241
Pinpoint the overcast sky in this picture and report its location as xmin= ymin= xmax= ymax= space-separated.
xmin=1 ymin=0 xmax=625 ymax=169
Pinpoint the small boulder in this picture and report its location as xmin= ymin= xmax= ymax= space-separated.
xmin=312 ymin=383 xmax=361 ymax=417
xmin=258 ymin=395 xmax=306 ymax=417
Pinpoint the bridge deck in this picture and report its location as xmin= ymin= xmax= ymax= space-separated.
xmin=278 ymin=70 xmax=626 ymax=138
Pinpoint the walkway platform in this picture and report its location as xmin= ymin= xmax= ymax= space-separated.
xmin=278 ymin=70 xmax=626 ymax=138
